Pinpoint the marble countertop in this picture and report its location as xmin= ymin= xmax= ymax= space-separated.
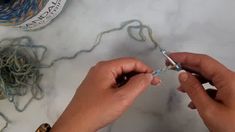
xmin=1 ymin=0 xmax=235 ymax=131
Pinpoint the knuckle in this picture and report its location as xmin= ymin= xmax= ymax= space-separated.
xmin=126 ymin=57 xmax=137 ymax=60
xmin=96 ymin=61 xmax=107 ymax=66
xmin=95 ymin=61 xmax=108 ymax=69
xmin=197 ymin=54 xmax=210 ymax=63
xmin=200 ymin=54 xmax=214 ymax=63
xmin=89 ymin=66 xmax=96 ymax=72
xmin=184 ymin=77 xmax=202 ymax=94
xmin=135 ymin=60 xmax=144 ymax=67
xmin=198 ymin=53 xmax=210 ymax=59
xmin=125 ymin=57 xmax=139 ymax=62
xmin=231 ymin=71 xmax=235 ymax=78
xmin=90 ymin=61 xmax=109 ymax=73
xmin=201 ymin=54 xmax=210 ymax=59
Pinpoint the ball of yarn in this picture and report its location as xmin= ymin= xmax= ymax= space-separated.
xmin=0 ymin=0 xmax=48 ymax=26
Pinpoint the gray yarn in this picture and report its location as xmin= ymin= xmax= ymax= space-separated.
xmin=45 ymin=19 xmax=161 ymax=68
xmin=0 ymin=19 xmax=162 ymax=131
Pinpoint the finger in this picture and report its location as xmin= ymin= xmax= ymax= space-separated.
xmin=167 ymin=56 xmax=214 ymax=85
xmin=177 ymin=73 xmax=211 ymax=93
xmin=166 ymin=55 xmax=213 ymax=85
xmin=97 ymin=57 xmax=152 ymax=78
xmin=171 ymin=52 xmax=232 ymax=88
xmin=188 ymin=102 xmax=196 ymax=109
xmin=188 ymin=89 xmax=218 ymax=110
xmin=177 ymin=86 xmax=185 ymax=93
xmin=178 ymin=66 xmax=214 ymax=85
xmin=117 ymin=73 xmax=152 ymax=99
xmin=177 ymin=74 xmax=212 ymax=94
xmin=179 ymin=71 xmax=217 ymax=112
xmin=151 ymin=76 xmax=161 ymax=86
xmin=116 ymin=72 xmax=161 ymax=87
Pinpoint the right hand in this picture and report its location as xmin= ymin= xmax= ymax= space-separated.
xmin=51 ymin=58 xmax=160 ymax=132
xmin=170 ymin=52 xmax=235 ymax=132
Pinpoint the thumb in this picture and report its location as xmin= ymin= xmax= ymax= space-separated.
xmin=119 ymin=73 xmax=153 ymax=98
xmin=179 ymin=71 xmax=216 ymax=112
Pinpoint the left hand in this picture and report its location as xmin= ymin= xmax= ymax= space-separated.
xmin=51 ymin=57 xmax=160 ymax=132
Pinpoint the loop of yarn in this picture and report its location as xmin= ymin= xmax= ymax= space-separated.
xmin=0 ymin=20 xmax=163 ymax=131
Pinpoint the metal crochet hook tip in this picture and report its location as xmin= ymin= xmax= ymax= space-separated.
xmin=160 ymin=49 xmax=181 ymax=71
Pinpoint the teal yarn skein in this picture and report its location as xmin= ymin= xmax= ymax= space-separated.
xmin=0 ymin=0 xmax=48 ymax=26
xmin=0 ymin=0 xmax=67 ymax=30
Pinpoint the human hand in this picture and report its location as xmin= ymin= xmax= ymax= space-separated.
xmin=51 ymin=58 xmax=160 ymax=132
xmin=171 ymin=52 xmax=235 ymax=132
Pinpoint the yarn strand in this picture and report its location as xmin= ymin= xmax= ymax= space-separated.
xmin=45 ymin=19 xmax=161 ymax=68
xmin=0 ymin=19 xmax=163 ymax=131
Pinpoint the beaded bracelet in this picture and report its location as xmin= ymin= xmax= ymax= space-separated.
xmin=36 ymin=123 xmax=51 ymax=132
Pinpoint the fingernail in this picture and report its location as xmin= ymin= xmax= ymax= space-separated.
xmin=177 ymin=87 xmax=185 ymax=92
xmin=188 ymin=102 xmax=196 ymax=109
xmin=179 ymin=71 xmax=188 ymax=82
xmin=177 ymin=70 xmax=186 ymax=76
xmin=151 ymin=77 xmax=161 ymax=86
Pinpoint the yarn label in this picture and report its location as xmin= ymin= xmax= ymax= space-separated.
xmin=16 ymin=0 xmax=67 ymax=31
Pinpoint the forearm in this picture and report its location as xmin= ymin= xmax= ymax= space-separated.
xmin=51 ymin=98 xmax=97 ymax=132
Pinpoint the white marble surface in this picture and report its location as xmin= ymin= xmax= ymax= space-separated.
xmin=1 ymin=0 xmax=235 ymax=131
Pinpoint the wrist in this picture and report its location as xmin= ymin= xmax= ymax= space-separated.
xmin=51 ymin=110 xmax=99 ymax=132
xmin=51 ymin=119 xmax=97 ymax=132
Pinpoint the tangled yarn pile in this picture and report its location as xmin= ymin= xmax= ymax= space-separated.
xmin=0 ymin=37 xmax=46 ymax=112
